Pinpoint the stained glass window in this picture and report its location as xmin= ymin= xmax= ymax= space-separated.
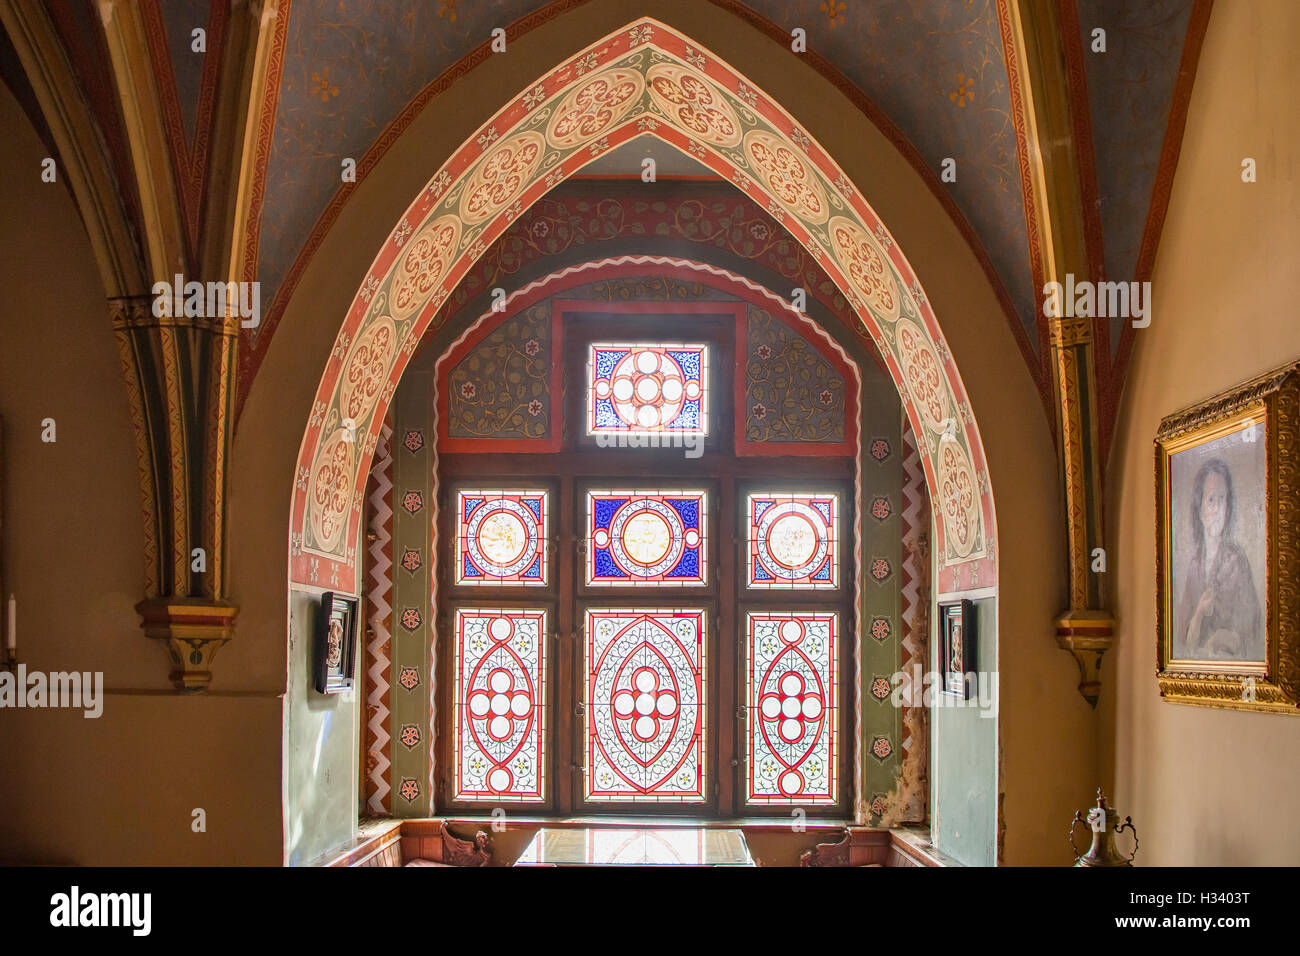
xmin=453 ymin=608 xmax=547 ymax=802
xmin=585 ymin=608 xmax=706 ymax=802
xmin=585 ymin=490 xmax=707 ymax=586
xmin=746 ymin=492 xmax=838 ymax=589
xmin=437 ymin=311 xmax=858 ymax=818
xmin=746 ymin=611 xmax=837 ymax=804
xmin=455 ymin=489 xmax=548 ymax=586
xmin=587 ymin=343 xmax=709 ymax=435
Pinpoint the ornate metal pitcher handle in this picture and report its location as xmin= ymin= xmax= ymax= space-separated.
xmin=1068 ymin=811 xmax=1088 ymax=860
xmin=1116 ymin=816 xmax=1139 ymax=862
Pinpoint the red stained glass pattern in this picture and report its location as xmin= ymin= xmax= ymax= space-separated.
xmin=585 ymin=608 xmax=706 ymax=802
xmin=455 ymin=489 xmax=548 ymax=587
xmin=746 ymin=492 xmax=838 ymax=589
xmin=453 ymin=608 xmax=547 ymax=802
xmin=747 ymin=611 xmax=837 ymax=804
xmin=587 ymin=343 xmax=708 ymax=435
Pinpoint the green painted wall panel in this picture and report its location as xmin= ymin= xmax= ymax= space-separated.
xmin=284 ymin=588 xmax=360 ymax=865
xmin=931 ymin=595 xmax=997 ymax=866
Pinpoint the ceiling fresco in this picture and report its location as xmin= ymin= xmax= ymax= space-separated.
xmin=741 ymin=0 xmax=1033 ymax=338
xmin=258 ymin=0 xmax=1038 ymax=354
xmin=6 ymin=0 xmax=1207 ymax=421
xmin=259 ymin=0 xmax=1038 ymax=350
xmin=259 ymin=0 xmax=548 ymax=311
xmin=155 ymin=0 xmax=212 ymax=144
xmin=1076 ymin=0 xmax=1197 ymax=360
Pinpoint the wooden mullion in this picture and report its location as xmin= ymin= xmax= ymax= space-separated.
xmin=557 ymin=473 xmax=575 ymax=814
xmin=718 ymin=472 xmax=736 ymax=816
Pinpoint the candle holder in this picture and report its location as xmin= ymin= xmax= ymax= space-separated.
xmin=0 ymin=645 xmax=16 ymax=674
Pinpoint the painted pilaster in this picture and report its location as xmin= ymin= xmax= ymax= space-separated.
xmin=1008 ymin=0 xmax=1115 ymax=705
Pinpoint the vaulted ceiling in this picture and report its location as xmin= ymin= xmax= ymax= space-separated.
xmin=1 ymin=0 xmax=1210 ymax=442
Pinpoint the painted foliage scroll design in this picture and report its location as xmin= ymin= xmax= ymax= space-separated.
xmin=448 ymin=304 xmax=552 ymax=440
xmin=744 ymin=306 xmax=845 ymax=444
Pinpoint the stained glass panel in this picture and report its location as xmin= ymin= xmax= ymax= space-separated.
xmin=746 ymin=492 xmax=838 ymax=589
xmin=587 ymin=343 xmax=709 ymax=435
xmin=455 ymin=489 xmax=548 ymax=586
xmin=746 ymin=611 xmax=837 ymax=804
xmin=453 ymin=608 xmax=547 ymax=802
xmin=585 ymin=608 xmax=706 ymax=802
xmin=585 ymin=490 xmax=707 ymax=586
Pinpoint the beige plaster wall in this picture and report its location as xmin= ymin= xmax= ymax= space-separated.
xmin=1103 ymin=0 xmax=1300 ymax=865
xmin=0 ymin=81 xmax=282 ymax=865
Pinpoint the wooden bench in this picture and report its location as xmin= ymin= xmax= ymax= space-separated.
xmin=327 ymin=820 xmax=491 ymax=867
xmin=800 ymin=828 xmax=943 ymax=866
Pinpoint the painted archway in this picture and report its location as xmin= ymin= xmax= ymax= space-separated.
xmin=288 ymin=18 xmax=996 ymax=596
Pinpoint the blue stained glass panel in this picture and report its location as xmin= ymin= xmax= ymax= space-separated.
xmin=585 ymin=490 xmax=708 ymax=587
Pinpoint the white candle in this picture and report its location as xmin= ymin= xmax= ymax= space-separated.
xmin=6 ymin=595 xmax=14 ymax=651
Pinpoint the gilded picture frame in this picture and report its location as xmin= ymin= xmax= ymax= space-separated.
xmin=1155 ymin=360 xmax=1300 ymax=713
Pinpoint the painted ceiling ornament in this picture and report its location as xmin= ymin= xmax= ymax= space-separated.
xmin=937 ymin=434 xmax=981 ymax=561
xmin=459 ymin=131 xmax=546 ymax=224
xmin=307 ymin=427 xmax=356 ymax=553
xmin=545 ymin=67 xmax=645 ymax=149
xmin=338 ymin=314 xmax=398 ymax=425
xmin=894 ymin=317 xmax=950 ymax=433
xmin=743 ymin=130 xmax=830 ymax=225
xmin=390 ymin=216 xmax=461 ymax=321
xmin=645 ymin=63 xmax=743 ymax=147
xmin=826 ymin=216 xmax=902 ymax=324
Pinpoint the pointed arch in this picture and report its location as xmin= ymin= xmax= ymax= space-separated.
xmin=287 ymin=18 xmax=996 ymax=595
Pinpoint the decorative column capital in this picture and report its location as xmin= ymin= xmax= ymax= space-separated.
xmin=1047 ymin=314 xmax=1093 ymax=349
xmin=136 ymin=598 xmax=238 ymax=692
xmin=1055 ymin=609 xmax=1116 ymax=708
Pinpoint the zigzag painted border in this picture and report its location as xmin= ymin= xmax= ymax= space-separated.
xmin=364 ymin=418 xmax=395 ymax=813
xmin=899 ymin=416 xmax=929 ymax=758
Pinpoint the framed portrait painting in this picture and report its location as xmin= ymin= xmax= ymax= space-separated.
xmin=1155 ymin=360 xmax=1300 ymax=713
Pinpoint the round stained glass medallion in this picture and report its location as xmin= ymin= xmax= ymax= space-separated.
xmin=464 ymin=498 xmax=540 ymax=577
xmin=755 ymin=501 xmax=830 ymax=580
xmin=607 ymin=498 xmax=685 ymax=577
